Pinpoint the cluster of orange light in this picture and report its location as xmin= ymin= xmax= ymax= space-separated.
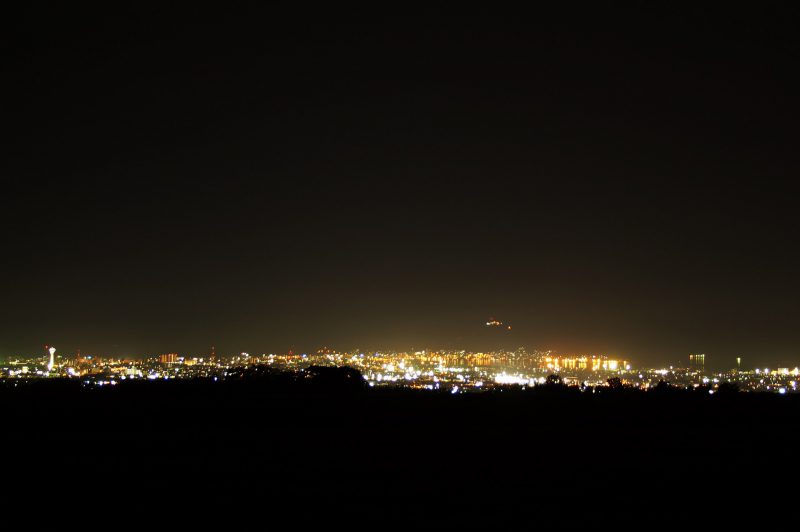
xmin=485 ymin=318 xmax=512 ymax=330
xmin=159 ymin=353 xmax=180 ymax=364
xmin=543 ymin=356 xmax=625 ymax=371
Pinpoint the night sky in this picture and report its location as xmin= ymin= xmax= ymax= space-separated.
xmin=4 ymin=7 xmax=799 ymax=367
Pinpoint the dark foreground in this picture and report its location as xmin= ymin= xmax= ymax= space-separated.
xmin=3 ymin=377 xmax=799 ymax=527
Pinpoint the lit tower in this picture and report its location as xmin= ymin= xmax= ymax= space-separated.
xmin=47 ymin=346 xmax=56 ymax=371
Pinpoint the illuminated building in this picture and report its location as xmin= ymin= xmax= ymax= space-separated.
xmin=542 ymin=355 xmax=626 ymax=372
xmin=689 ymin=353 xmax=705 ymax=371
xmin=159 ymin=353 xmax=179 ymax=364
xmin=47 ymin=346 xmax=56 ymax=371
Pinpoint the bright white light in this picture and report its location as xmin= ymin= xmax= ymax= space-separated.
xmin=494 ymin=373 xmax=528 ymax=385
xmin=47 ymin=346 xmax=56 ymax=371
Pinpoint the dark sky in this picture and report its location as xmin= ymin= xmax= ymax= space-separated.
xmin=3 ymin=6 xmax=799 ymax=367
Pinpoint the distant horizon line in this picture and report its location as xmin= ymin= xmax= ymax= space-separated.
xmin=1 ymin=346 xmax=797 ymax=370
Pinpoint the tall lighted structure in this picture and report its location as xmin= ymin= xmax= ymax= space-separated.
xmin=47 ymin=346 xmax=56 ymax=371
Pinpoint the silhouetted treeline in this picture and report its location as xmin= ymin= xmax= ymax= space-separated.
xmin=2 ymin=369 xmax=797 ymax=527
xmin=224 ymin=364 xmax=367 ymax=391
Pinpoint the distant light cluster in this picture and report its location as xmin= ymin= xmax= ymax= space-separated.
xmin=485 ymin=317 xmax=512 ymax=331
xmin=2 ymin=346 xmax=798 ymax=394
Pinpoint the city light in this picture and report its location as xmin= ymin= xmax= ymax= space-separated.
xmin=1 ymin=347 xmax=795 ymax=395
